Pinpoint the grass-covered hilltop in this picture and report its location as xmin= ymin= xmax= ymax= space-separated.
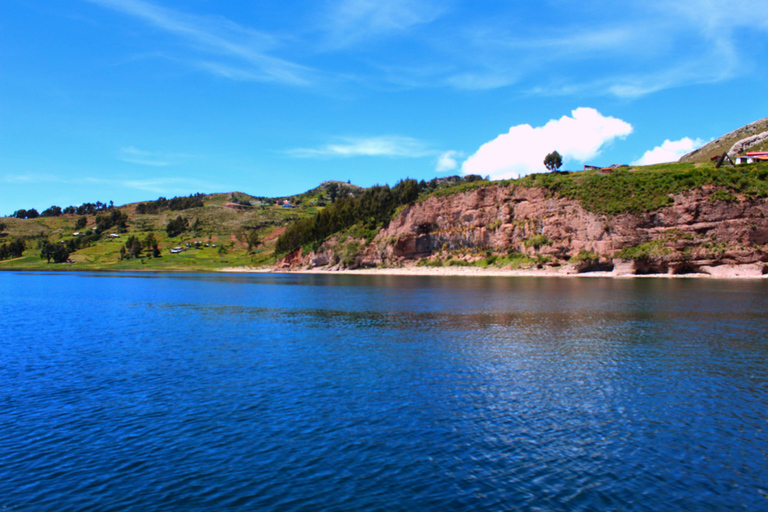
xmin=3 ymin=117 xmax=768 ymax=275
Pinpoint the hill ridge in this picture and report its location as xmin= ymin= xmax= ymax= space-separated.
xmin=680 ymin=117 xmax=768 ymax=163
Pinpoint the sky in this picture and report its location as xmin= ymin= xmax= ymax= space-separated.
xmin=2 ymin=0 xmax=768 ymax=213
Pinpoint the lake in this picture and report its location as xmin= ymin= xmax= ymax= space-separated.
xmin=1 ymin=271 xmax=767 ymax=511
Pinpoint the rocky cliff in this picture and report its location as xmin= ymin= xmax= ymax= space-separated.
xmin=277 ymin=184 xmax=768 ymax=276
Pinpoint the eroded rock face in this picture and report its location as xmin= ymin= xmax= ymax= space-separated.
xmin=729 ymin=131 xmax=768 ymax=157
xmin=277 ymin=185 xmax=768 ymax=274
xmin=275 ymin=247 xmax=303 ymax=270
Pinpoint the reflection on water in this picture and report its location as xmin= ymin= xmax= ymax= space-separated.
xmin=1 ymin=272 xmax=767 ymax=511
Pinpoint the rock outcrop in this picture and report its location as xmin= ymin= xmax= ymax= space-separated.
xmin=278 ymin=184 xmax=768 ymax=276
xmin=728 ymin=131 xmax=768 ymax=157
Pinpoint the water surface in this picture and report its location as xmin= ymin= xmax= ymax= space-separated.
xmin=1 ymin=272 xmax=767 ymax=510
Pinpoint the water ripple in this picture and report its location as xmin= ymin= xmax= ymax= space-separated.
xmin=1 ymin=272 xmax=768 ymax=510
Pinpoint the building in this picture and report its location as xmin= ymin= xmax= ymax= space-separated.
xmin=742 ymin=151 xmax=768 ymax=164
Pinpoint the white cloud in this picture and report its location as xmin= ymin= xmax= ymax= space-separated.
xmin=632 ymin=137 xmax=706 ymax=165
xmin=435 ymin=150 xmax=461 ymax=172
xmin=288 ymin=136 xmax=433 ymax=158
xmin=461 ymin=108 xmax=633 ymax=179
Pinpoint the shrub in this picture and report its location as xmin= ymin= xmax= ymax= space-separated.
xmin=523 ymin=234 xmax=551 ymax=249
xmin=487 ymin=219 xmax=502 ymax=230
xmin=569 ymin=250 xmax=599 ymax=264
xmin=615 ymin=240 xmax=670 ymax=260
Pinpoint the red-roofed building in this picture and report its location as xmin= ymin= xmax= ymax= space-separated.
xmin=738 ymin=151 xmax=768 ymax=163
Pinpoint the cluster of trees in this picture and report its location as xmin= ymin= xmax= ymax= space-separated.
xmin=13 ymin=201 xmax=114 ymax=219
xmin=135 ymin=193 xmax=205 ymax=214
xmin=417 ymin=174 xmax=484 ymax=195
xmin=119 ymin=233 xmax=160 ymax=260
xmin=0 ymin=239 xmax=25 ymax=260
xmin=166 ymin=216 xmax=189 ymax=237
xmin=276 ymin=179 xmax=420 ymax=255
xmin=41 ymin=206 xmax=62 ymax=217
xmin=12 ymin=208 xmax=39 ymax=219
xmin=95 ymin=210 xmax=129 ymax=234
xmin=40 ymin=241 xmax=71 ymax=263
xmin=39 ymin=231 xmax=100 ymax=263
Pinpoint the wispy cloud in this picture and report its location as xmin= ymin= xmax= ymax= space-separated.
xmin=84 ymin=176 xmax=227 ymax=194
xmin=2 ymin=173 xmax=69 ymax=184
xmin=320 ymin=0 xmax=446 ymax=49
xmin=3 ymin=172 xmax=225 ymax=194
xmin=288 ymin=136 xmax=436 ymax=158
xmin=118 ymin=146 xmax=198 ymax=167
xmin=85 ymin=0 xmax=315 ymax=85
xmin=82 ymin=0 xmax=767 ymax=98
xmin=334 ymin=0 xmax=764 ymax=97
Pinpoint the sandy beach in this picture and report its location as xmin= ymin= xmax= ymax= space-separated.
xmin=220 ymin=264 xmax=768 ymax=279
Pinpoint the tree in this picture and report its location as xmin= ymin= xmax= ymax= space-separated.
xmin=166 ymin=216 xmax=188 ymax=237
xmin=75 ymin=216 xmax=87 ymax=230
xmin=125 ymin=235 xmax=143 ymax=259
xmin=0 ymin=222 xmax=5 ymax=233
xmin=238 ymin=229 xmax=260 ymax=253
xmin=144 ymin=233 xmax=160 ymax=258
xmin=544 ymin=151 xmax=563 ymax=172
xmin=327 ymin=182 xmax=340 ymax=204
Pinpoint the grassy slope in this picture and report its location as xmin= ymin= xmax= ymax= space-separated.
xmin=0 ymin=192 xmax=315 ymax=271
xmin=679 ymin=118 xmax=768 ymax=163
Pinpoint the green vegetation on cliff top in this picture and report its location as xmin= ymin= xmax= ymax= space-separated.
xmin=422 ymin=161 xmax=768 ymax=215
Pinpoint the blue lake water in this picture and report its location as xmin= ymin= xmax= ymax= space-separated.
xmin=1 ymin=271 xmax=767 ymax=511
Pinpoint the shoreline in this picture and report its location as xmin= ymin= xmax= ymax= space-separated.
xmin=219 ymin=264 xmax=768 ymax=279
xmin=3 ymin=264 xmax=765 ymax=280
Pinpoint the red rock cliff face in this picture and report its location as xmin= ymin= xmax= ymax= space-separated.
xmin=281 ymin=185 xmax=768 ymax=275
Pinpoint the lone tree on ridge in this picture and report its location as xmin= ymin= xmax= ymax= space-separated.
xmin=544 ymin=151 xmax=563 ymax=172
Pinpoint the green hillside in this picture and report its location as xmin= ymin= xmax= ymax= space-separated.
xmin=0 ymin=191 xmax=323 ymax=271
xmin=680 ymin=118 xmax=768 ymax=163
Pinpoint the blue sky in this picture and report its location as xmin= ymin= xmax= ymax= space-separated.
xmin=2 ymin=0 xmax=767 ymax=213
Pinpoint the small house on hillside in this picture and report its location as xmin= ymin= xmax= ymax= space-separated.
xmin=738 ymin=151 xmax=768 ymax=164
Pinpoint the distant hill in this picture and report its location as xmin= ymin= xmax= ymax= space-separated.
xmin=680 ymin=118 xmax=768 ymax=163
